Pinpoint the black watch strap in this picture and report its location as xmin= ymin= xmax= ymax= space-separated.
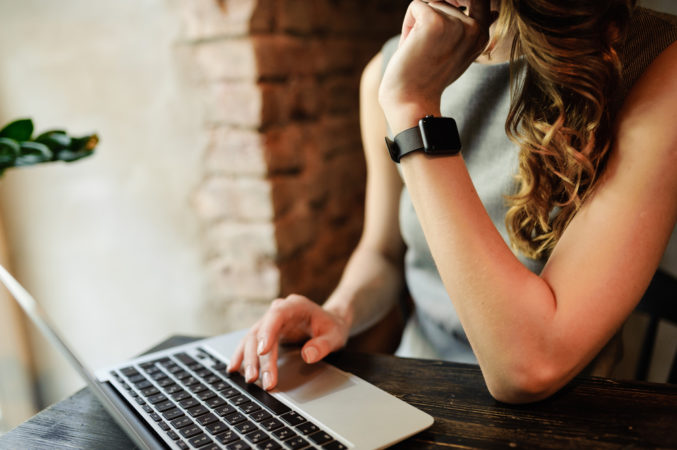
xmin=385 ymin=115 xmax=461 ymax=163
xmin=386 ymin=126 xmax=423 ymax=163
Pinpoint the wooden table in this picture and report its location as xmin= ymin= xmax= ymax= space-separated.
xmin=1 ymin=336 xmax=676 ymax=449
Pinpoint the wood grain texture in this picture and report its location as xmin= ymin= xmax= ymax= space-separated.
xmin=2 ymin=336 xmax=675 ymax=449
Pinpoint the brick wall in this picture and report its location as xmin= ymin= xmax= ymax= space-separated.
xmin=183 ymin=0 xmax=409 ymax=331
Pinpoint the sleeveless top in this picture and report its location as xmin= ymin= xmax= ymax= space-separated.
xmin=381 ymin=7 xmax=677 ymax=364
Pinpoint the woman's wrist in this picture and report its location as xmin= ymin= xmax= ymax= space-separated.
xmin=381 ymin=101 xmax=442 ymax=136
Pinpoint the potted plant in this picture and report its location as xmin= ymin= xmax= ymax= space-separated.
xmin=0 ymin=118 xmax=98 ymax=174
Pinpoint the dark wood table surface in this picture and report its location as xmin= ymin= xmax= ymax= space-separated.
xmin=1 ymin=336 xmax=676 ymax=449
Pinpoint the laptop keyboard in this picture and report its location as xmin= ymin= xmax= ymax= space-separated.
xmin=111 ymin=348 xmax=348 ymax=450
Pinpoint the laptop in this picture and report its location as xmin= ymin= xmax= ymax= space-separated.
xmin=0 ymin=263 xmax=433 ymax=449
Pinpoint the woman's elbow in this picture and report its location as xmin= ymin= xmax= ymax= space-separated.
xmin=483 ymin=359 xmax=565 ymax=404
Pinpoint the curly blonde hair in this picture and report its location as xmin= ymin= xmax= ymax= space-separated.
xmin=491 ymin=0 xmax=636 ymax=259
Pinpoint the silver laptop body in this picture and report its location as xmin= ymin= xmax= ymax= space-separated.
xmin=0 ymin=264 xmax=433 ymax=449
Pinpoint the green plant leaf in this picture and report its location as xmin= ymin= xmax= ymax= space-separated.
xmin=0 ymin=118 xmax=34 ymax=141
xmin=35 ymin=131 xmax=72 ymax=159
xmin=15 ymin=141 xmax=53 ymax=166
xmin=0 ymin=137 xmax=20 ymax=166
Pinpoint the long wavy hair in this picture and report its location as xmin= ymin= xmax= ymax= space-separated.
xmin=490 ymin=0 xmax=636 ymax=259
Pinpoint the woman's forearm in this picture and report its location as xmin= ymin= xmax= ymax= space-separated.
xmin=323 ymin=242 xmax=405 ymax=337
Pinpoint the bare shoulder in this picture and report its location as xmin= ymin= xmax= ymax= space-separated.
xmin=615 ymin=40 xmax=677 ymax=164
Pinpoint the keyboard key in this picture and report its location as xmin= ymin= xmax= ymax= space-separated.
xmin=155 ymin=400 xmax=177 ymax=412
xmin=171 ymin=416 xmax=194 ymax=429
xmin=214 ymin=429 xmax=239 ymax=444
xmin=308 ymin=431 xmax=332 ymax=445
xmin=285 ymin=436 xmax=310 ymax=449
xmin=196 ymin=412 xmax=219 ymax=426
xmin=224 ymin=412 xmax=246 ymax=425
xmin=127 ymin=374 xmax=146 ymax=384
xmin=167 ymin=430 xmax=180 ymax=440
xmin=177 ymin=440 xmax=189 ymax=449
xmin=197 ymin=389 xmax=216 ymax=401
xmin=239 ymin=402 xmax=261 ymax=414
xmin=189 ymin=383 xmax=208 ymax=394
xmin=226 ymin=440 xmax=251 ymax=450
xmin=120 ymin=366 xmax=139 ymax=377
xmin=134 ymin=380 xmax=153 ymax=390
xmin=148 ymin=394 xmax=168 ymax=404
xmin=175 ymin=370 xmax=191 ymax=380
xmin=234 ymin=419 xmax=257 ymax=434
xmin=187 ymin=405 xmax=209 ymax=418
xmin=140 ymin=386 xmax=160 ymax=397
xmin=135 ymin=398 xmax=146 ymax=406
xmin=188 ymin=433 xmax=212 ymax=448
xmin=295 ymin=422 xmax=318 ymax=435
xmin=172 ymin=390 xmax=192 ymax=402
xmin=257 ymin=441 xmax=281 ymax=450
xmin=280 ymin=411 xmax=305 ymax=427
xmin=151 ymin=371 xmax=168 ymax=381
xmin=157 ymin=378 xmax=175 ymax=388
xmin=260 ymin=418 xmax=283 ymax=432
xmin=174 ymin=352 xmax=198 ymax=366
xmin=142 ymin=405 xmax=153 ymax=413
xmin=226 ymin=373 xmax=291 ymax=415
xmin=215 ymin=404 xmax=236 ymax=417
xmin=229 ymin=395 xmax=249 ymax=406
xmin=205 ymin=375 xmax=221 ymax=384
xmin=158 ymin=421 xmax=170 ymax=431
xmin=163 ymin=408 xmax=185 ymax=421
xmin=165 ymin=384 xmax=183 ymax=394
xmin=183 ymin=377 xmax=200 ymax=387
xmin=150 ymin=413 xmax=162 ymax=422
xmin=196 ymin=369 xmax=212 ymax=378
xmin=220 ymin=387 xmax=240 ymax=398
xmin=205 ymin=396 xmax=227 ymax=409
xmin=272 ymin=426 xmax=296 ymax=441
xmin=179 ymin=424 xmax=202 ymax=439
xmin=322 ymin=440 xmax=347 ymax=450
xmin=245 ymin=430 xmax=268 ymax=444
xmin=205 ymin=420 xmax=229 ymax=435
xmin=179 ymin=397 xmax=200 ymax=409
xmin=249 ymin=410 xmax=272 ymax=423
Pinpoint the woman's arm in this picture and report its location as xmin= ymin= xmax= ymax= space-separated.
xmin=229 ymin=52 xmax=406 ymax=390
xmin=324 ymin=52 xmax=406 ymax=334
xmin=383 ymin=1 xmax=677 ymax=403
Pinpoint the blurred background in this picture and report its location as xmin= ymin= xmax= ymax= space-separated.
xmin=0 ymin=0 xmax=675 ymax=434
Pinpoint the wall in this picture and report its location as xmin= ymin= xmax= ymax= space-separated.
xmin=0 ymin=0 xmax=208 ymax=414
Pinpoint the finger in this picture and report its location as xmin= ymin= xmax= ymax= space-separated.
xmin=242 ymin=332 xmax=260 ymax=382
xmin=259 ymin=343 xmax=279 ymax=391
xmin=227 ymin=338 xmax=245 ymax=373
xmin=425 ymin=1 xmax=468 ymax=21
xmin=301 ymin=329 xmax=344 ymax=364
xmin=255 ymin=298 xmax=289 ymax=356
xmin=467 ymin=0 xmax=491 ymax=28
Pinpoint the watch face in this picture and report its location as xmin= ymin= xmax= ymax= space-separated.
xmin=419 ymin=117 xmax=461 ymax=154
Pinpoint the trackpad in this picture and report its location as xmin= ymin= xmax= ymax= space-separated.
xmin=275 ymin=349 xmax=355 ymax=404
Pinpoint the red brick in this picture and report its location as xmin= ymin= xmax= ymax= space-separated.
xmin=263 ymin=124 xmax=306 ymax=174
xmin=274 ymin=205 xmax=317 ymax=261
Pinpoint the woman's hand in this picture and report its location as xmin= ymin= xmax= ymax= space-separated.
xmin=379 ymin=0 xmax=493 ymax=130
xmin=227 ymin=294 xmax=351 ymax=391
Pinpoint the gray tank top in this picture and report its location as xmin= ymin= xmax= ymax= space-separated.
xmin=381 ymin=7 xmax=677 ymax=363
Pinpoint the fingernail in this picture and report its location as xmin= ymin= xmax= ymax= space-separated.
xmin=245 ymin=365 xmax=255 ymax=382
xmin=257 ymin=338 xmax=266 ymax=355
xmin=262 ymin=371 xmax=272 ymax=390
xmin=303 ymin=347 xmax=319 ymax=363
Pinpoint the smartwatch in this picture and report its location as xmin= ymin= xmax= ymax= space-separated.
xmin=385 ymin=115 xmax=461 ymax=163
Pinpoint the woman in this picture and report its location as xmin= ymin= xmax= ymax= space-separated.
xmin=229 ymin=0 xmax=677 ymax=403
